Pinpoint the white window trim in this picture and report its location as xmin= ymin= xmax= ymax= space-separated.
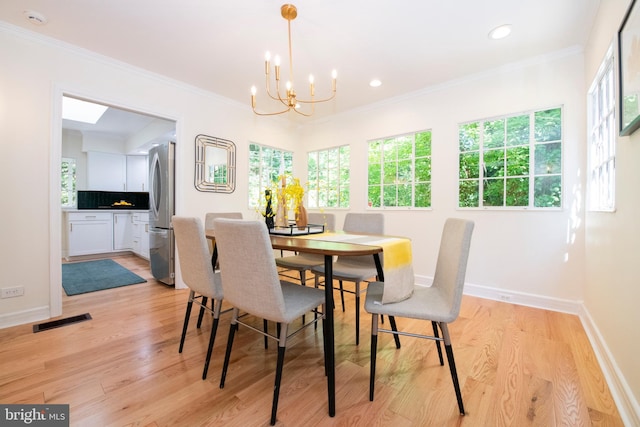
xmin=587 ymin=45 xmax=616 ymax=212
xmin=307 ymin=144 xmax=350 ymax=209
xmin=458 ymin=107 xmax=563 ymax=210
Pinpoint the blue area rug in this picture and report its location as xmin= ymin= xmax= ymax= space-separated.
xmin=62 ymin=259 xmax=147 ymax=296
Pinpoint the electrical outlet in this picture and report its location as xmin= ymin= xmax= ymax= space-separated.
xmin=498 ymin=293 xmax=512 ymax=302
xmin=0 ymin=286 xmax=25 ymax=299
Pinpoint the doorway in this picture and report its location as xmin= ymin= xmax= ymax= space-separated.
xmin=54 ymin=92 xmax=177 ymax=315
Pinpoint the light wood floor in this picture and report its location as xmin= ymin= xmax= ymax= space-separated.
xmin=0 ymin=254 xmax=623 ymax=426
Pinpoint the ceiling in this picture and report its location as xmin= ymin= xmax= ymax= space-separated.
xmin=1 ymin=0 xmax=600 ymax=122
xmin=61 ymin=101 xmax=176 ymax=154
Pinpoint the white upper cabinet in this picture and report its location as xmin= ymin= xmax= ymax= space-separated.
xmin=86 ymin=152 xmax=149 ymax=192
xmin=87 ymin=152 xmax=126 ymax=191
xmin=126 ymin=155 xmax=148 ymax=192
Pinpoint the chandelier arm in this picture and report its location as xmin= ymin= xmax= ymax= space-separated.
xmin=252 ymin=105 xmax=293 ymax=116
xmin=292 ymin=106 xmax=313 ymax=117
xmin=265 ymin=77 xmax=285 ymax=103
xmin=295 ymin=92 xmax=337 ymax=104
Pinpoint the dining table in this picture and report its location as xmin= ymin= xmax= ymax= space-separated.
xmin=205 ymin=228 xmax=399 ymax=418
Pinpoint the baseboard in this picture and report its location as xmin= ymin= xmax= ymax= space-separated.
xmin=0 ymin=305 xmax=51 ymax=329
xmin=578 ymin=305 xmax=640 ymax=427
xmin=415 ymin=275 xmax=640 ymax=425
xmin=414 ymin=275 xmax=583 ymax=314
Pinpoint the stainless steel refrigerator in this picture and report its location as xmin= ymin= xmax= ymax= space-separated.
xmin=149 ymin=141 xmax=175 ymax=285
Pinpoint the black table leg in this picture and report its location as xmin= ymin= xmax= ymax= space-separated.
xmin=372 ymin=253 xmax=401 ymax=347
xmin=373 ymin=253 xmax=384 ymax=281
xmin=324 ymin=254 xmax=335 ymax=416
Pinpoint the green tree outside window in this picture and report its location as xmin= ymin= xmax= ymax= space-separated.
xmin=248 ymin=143 xmax=293 ymax=209
xmin=458 ymin=107 xmax=562 ymax=209
xmin=307 ymin=145 xmax=350 ymax=208
xmin=367 ymin=130 xmax=432 ymax=208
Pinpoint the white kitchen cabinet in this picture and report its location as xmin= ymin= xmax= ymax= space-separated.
xmin=132 ymin=212 xmax=150 ymax=259
xmin=126 ymin=155 xmax=148 ymax=191
xmin=87 ymin=152 xmax=126 ymax=191
xmin=113 ymin=213 xmax=134 ymax=250
xmin=67 ymin=212 xmax=113 ymax=256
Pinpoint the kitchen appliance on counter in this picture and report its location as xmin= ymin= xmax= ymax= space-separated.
xmin=149 ymin=141 xmax=175 ymax=285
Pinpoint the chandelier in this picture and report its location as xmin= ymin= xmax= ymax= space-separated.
xmin=250 ymin=4 xmax=337 ymax=117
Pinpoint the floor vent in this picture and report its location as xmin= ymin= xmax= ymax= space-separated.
xmin=33 ymin=313 xmax=92 ymax=333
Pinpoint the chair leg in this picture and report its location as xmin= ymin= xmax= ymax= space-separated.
xmin=314 ymin=274 xmax=319 ymax=329
xmin=440 ymin=323 xmax=465 ymax=415
xmin=178 ymin=291 xmax=195 ymax=353
xmin=369 ymin=313 xmax=379 ymax=401
xmin=202 ymin=299 xmax=223 ymax=380
xmin=270 ymin=325 xmax=289 ymax=425
xmin=300 ymin=271 xmax=306 ymax=325
xmin=270 ymin=345 xmax=287 ymax=425
xmin=432 ymin=321 xmax=444 ymax=365
xmin=197 ymin=296 xmax=208 ymax=328
xmin=355 ymin=282 xmax=360 ymax=345
xmin=219 ymin=312 xmax=239 ymax=389
xmin=263 ymin=319 xmax=269 ymax=349
xmin=388 ymin=316 xmax=401 ymax=349
xmin=338 ymin=280 xmax=346 ymax=312
xmin=202 ymin=317 xmax=219 ymax=380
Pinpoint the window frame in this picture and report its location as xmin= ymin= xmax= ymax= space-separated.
xmin=587 ymin=46 xmax=616 ymax=212
xmin=61 ymin=157 xmax=77 ymax=208
xmin=247 ymin=142 xmax=293 ymax=210
xmin=307 ymin=144 xmax=350 ymax=209
xmin=367 ymin=129 xmax=433 ymax=210
xmin=458 ymin=106 xmax=563 ymax=210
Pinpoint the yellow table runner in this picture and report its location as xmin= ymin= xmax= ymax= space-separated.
xmin=297 ymin=233 xmax=414 ymax=304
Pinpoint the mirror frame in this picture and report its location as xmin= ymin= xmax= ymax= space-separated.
xmin=194 ymin=134 xmax=236 ymax=193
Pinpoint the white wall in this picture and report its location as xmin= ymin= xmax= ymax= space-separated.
xmin=302 ymin=51 xmax=587 ymax=305
xmin=0 ymin=23 xmax=291 ymax=324
xmin=584 ymin=0 xmax=640 ymax=421
xmin=1 ymin=9 xmax=638 ymax=422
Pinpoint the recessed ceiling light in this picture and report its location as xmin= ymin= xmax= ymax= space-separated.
xmin=23 ymin=10 xmax=48 ymax=25
xmin=370 ymin=79 xmax=382 ymax=88
xmin=489 ymin=24 xmax=512 ymax=40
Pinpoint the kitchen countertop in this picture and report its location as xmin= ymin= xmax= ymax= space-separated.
xmin=63 ymin=209 xmax=150 ymax=213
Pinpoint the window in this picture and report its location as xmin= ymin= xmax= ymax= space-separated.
xmin=458 ymin=107 xmax=562 ymax=209
xmin=588 ymin=47 xmax=616 ymax=212
xmin=248 ymin=143 xmax=293 ymax=209
xmin=61 ymin=157 xmax=77 ymax=208
xmin=307 ymin=145 xmax=350 ymax=208
xmin=367 ymin=130 xmax=432 ymax=208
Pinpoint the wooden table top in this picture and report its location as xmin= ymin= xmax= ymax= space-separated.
xmin=205 ymin=229 xmax=384 ymax=257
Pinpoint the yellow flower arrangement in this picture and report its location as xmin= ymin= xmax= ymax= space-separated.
xmin=283 ymin=177 xmax=305 ymax=214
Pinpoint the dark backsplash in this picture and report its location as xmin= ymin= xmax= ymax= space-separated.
xmin=77 ymin=191 xmax=149 ymax=210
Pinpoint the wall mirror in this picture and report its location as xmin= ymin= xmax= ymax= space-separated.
xmin=195 ymin=134 xmax=236 ymax=193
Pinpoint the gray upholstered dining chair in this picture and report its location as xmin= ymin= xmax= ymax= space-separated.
xmin=365 ymin=218 xmax=474 ymax=415
xmin=311 ymin=212 xmax=384 ymax=345
xmin=204 ymin=212 xmax=243 ymax=260
xmin=173 ymin=216 xmax=225 ymax=380
xmin=199 ymin=212 xmax=243 ymax=326
xmin=204 ymin=211 xmax=243 ymax=230
xmin=213 ymin=218 xmax=326 ymax=426
xmin=275 ymin=212 xmax=336 ymax=286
